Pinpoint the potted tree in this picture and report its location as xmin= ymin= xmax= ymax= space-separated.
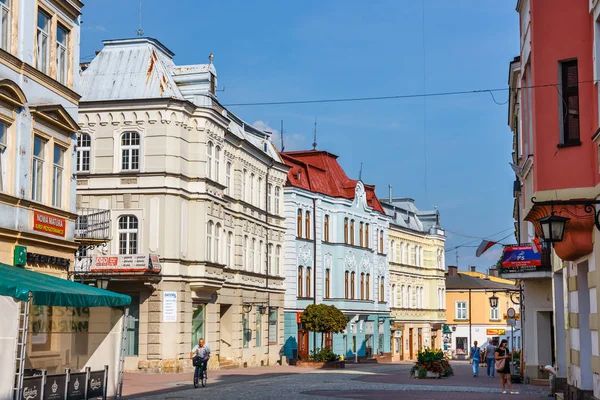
xmin=296 ymin=304 xmax=347 ymax=369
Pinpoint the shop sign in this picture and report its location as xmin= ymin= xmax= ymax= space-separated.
xmin=22 ymin=376 xmax=43 ymax=400
xmin=501 ymin=245 xmax=541 ymax=271
xmin=91 ymin=254 xmax=162 ymax=274
xmin=33 ymin=211 xmax=66 ymax=237
xmin=86 ymin=370 xmax=105 ymax=399
xmin=67 ymin=372 xmax=87 ymax=400
xmin=163 ymin=292 xmax=177 ymax=322
xmin=27 ymin=252 xmax=70 ymax=268
xmin=486 ymin=329 xmax=506 ymax=335
xmin=44 ymin=374 xmax=66 ymax=400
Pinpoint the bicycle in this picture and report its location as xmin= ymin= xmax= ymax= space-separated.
xmin=193 ymin=358 xmax=207 ymax=388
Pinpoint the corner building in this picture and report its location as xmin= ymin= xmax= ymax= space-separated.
xmin=76 ymin=37 xmax=289 ymax=371
xmin=280 ymin=150 xmax=391 ymax=362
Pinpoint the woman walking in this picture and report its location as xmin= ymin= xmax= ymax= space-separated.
xmin=495 ymin=339 xmax=519 ymax=395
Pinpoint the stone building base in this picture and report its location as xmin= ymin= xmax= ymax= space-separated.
xmin=565 ymin=384 xmax=596 ymax=400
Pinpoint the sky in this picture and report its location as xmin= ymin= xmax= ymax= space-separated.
xmin=79 ymin=0 xmax=519 ymax=272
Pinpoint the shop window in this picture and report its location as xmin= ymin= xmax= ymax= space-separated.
xmin=76 ymin=133 xmax=91 ymax=173
xmin=242 ymin=312 xmax=250 ymax=348
xmin=255 ymin=311 xmax=261 ymax=347
xmin=268 ymin=308 xmax=277 ymax=345
xmin=192 ymin=304 xmax=205 ymax=348
xmin=126 ymin=294 xmax=140 ymax=356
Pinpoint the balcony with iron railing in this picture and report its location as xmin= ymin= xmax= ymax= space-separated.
xmin=75 ymin=208 xmax=111 ymax=243
xmin=499 ymin=242 xmax=553 ymax=279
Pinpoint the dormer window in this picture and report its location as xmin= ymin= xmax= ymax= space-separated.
xmin=263 ymin=142 xmax=268 ymax=152
xmin=210 ymin=73 xmax=216 ymax=95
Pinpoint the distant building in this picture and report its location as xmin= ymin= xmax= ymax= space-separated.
xmin=76 ymin=37 xmax=289 ymax=371
xmin=445 ymin=267 xmax=521 ymax=359
xmin=380 ymin=197 xmax=446 ymax=360
xmin=280 ymin=150 xmax=391 ymax=362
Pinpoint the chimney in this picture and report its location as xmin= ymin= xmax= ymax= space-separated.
xmin=470 ymin=266 xmax=476 ymax=272
xmin=388 ymin=185 xmax=392 ymax=203
xmin=489 ymin=268 xmax=499 ymax=277
xmin=448 ymin=266 xmax=458 ymax=276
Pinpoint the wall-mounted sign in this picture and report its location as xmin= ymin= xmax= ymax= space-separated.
xmin=163 ymin=292 xmax=177 ymax=322
xmin=27 ymin=252 xmax=70 ymax=268
xmin=33 ymin=211 xmax=66 ymax=237
xmin=90 ymin=254 xmax=161 ymax=274
xmin=501 ymin=245 xmax=541 ymax=271
xmin=486 ymin=329 xmax=506 ymax=336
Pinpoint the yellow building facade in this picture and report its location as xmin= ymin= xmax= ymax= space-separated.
xmin=445 ymin=268 xmax=521 ymax=359
xmin=381 ymin=198 xmax=446 ymax=361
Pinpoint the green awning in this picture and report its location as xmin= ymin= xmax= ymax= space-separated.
xmin=443 ymin=324 xmax=452 ymax=334
xmin=0 ymin=263 xmax=131 ymax=307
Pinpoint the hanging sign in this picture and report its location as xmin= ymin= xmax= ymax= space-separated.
xmin=501 ymin=245 xmax=541 ymax=270
xmin=163 ymin=292 xmax=177 ymax=322
xmin=44 ymin=374 xmax=66 ymax=400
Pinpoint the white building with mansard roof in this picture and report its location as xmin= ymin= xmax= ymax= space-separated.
xmin=76 ymin=37 xmax=289 ymax=371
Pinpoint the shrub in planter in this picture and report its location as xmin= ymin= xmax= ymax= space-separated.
xmin=309 ymin=348 xmax=339 ymax=362
xmin=417 ymin=366 xmax=428 ymax=379
xmin=413 ymin=348 xmax=453 ymax=378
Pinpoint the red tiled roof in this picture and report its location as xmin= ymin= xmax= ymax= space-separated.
xmin=280 ymin=150 xmax=385 ymax=214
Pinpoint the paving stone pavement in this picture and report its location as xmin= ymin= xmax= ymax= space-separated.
xmin=123 ymin=361 xmax=552 ymax=400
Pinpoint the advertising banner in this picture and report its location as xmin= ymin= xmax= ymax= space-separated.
xmin=86 ymin=370 xmax=105 ymax=399
xmin=67 ymin=372 xmax=87 ymax=400
xmin=91 ymin=254 xmax=161 ymax=274
xmin=33 ymin=211 xmax=66 ymax=237
xmin=44 ymin=374 xmax=66 ymax=400
xmin=501 ymin=245 xmax=541 ymax=271
xmin=22 ymin=376 xmax=43 ymax=400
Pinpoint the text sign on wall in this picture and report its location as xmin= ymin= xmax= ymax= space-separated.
xmin=486 ymin=329 xmax=506 ymax=336
xmin=501 ymin=245 xmax=541 ymax=271
xmin=91 ymin=254 xmax=162 ymax=274
xmin=33 ymin=211 xmax=66 ymax=237
xmin=44 ymin=374 xmax=67 ymax=400
xmin=163 ymin=292 xmax=177 ymax=322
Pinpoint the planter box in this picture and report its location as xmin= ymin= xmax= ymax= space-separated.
xmin=426 ymin=371 xmax=441 ymax=378
xmin=296 ymin=360 xmax=345 ymax=369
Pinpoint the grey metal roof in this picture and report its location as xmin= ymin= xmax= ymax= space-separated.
xmin=380 ymin=198 xmax=443 ymax=235
xmin=445 ymin=273 xmax=516 ymax=291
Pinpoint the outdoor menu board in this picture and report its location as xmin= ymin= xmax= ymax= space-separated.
xmin=67 ymin=372 xmax=87 ymax=400
xmin=44 ymin=374 xmax=66 ymax=400
xmin=22 ymin=376 xmax=43 ymax=400
xmin=86 ymin=370 xmax=105 ymax=398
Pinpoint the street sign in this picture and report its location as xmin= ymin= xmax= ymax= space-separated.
xmin=507 ymin=307 xmax=516 ymax=318
xmin=507 ymin=318 xmax=517 ymax=327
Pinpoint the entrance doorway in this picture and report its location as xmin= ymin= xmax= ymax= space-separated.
xmin=298 ymin=329 xmax=309 ymax=360
xmin=409 ymin=328 xmax=414 ymax=359
xmin=417 ymin=328 xmax=423 ymax=352
xmin=126 ymin=293 xmax=139 ymax=356
xmin=219 ymin=304 xmax=233 ymax=360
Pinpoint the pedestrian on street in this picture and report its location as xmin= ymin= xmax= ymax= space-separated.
xmin=470 ymin=340 xmax=481 ymax=377
xmin=495 ymin=339 xmax=519 ymax=395
xmin=484 ymin=338 xmax=496 ymax=377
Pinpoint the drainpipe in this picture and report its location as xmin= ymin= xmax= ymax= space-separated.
xmin=313 ymin=197 xmax=317 ymax=352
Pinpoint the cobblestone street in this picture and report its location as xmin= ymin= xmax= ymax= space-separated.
xmin=122 ymin=361 xmax=551 ymax=400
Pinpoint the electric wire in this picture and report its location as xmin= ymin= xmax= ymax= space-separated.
xmin=444 ymin=230 xmax=515 ymax=253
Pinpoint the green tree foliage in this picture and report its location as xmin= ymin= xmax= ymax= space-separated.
xmin=300 ymin=304 xmax=347 ymax=335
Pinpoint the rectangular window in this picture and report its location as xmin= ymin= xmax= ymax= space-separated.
xmin=323 ymin=215 xmax=330 ymax=242
xmin=359 ymin=222 xmax=364 ymax=247
xmin=456 ymin=301 xmax=467 ymax=320
xmin=350 ymin=220 xmax=355 ymax=245
xmin=268 ymin=308 xmax=277 ymax=345
xmin=344 ymin=271 xmax=349 ymax=299
xmin=255 ymin=311 xmax=261 ymax=347
xmin=365 ymin=223 xmax=369 ymax=248
xmin=76 ymin=134 xmax=91 ymax=172
xmin=36 ymin=10 xmax=50 ymax=74
xmin=56 ymin=24 xmax=68 ymax=84
xmin=561 ymin=60 xmax=580 ymax=145
xmin=32 ymin=136 xmax=45 ymax=202
xmin=305 ymin=211 xmax=311 ymax=240
xmin=0 ymin=122 xmax=6 ymax=192
xmin=52 ymin=145 xmax=64 ymax=207
xmin=490 ymin=306 xmax=499 ymax=321
xmin=306 ymin=267 xmax=311 ymax=298
xmin=274 ymin=187 xmax=280 ymax=214
xmin=325 ymin=269 xmax=330 ymax=299
xmin=0 ymin=0 xmax=10 ymax=52
xmin=267 ymin=183 xmax=272 ymax=212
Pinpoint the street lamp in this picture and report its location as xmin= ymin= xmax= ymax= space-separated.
xmin=536 ymin=212 xmax=569 ymax=244
xmin=489 ymin=294 xmax=499 ymax=309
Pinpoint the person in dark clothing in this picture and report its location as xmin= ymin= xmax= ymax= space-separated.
xmin=495 ymin=339 xmax=518 ymax=395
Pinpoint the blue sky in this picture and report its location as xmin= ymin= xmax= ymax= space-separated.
xmin=80 ymin=0 xmax=519 ymax=271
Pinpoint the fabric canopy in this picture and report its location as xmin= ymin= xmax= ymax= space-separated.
xmin=0 ymin=263 xmax=131 ymax=307
xmin=443 ymin=324 xmax=453 ymax=334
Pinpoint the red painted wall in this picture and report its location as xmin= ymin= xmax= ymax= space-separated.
xmin=528 ymin=0 xmax=597 ymax=191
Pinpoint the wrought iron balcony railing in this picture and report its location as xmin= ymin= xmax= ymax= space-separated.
xmin=75 ymin=208 xmax=110 ymax=241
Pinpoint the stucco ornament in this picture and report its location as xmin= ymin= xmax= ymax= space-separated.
xmin=298 ymin=243 xmax=312 ymax=266
xmin=359 ymin=253 xmax=371 ymax=272
xmin=377 ymin=257 xmax=386 ymax=275
xmin=345 ymin=250 xmax=357 ymax=270
xmin=324 ymin=253 xmax=332 ymax=269
xmin=354 ymin=181 xmax=367 ymax=210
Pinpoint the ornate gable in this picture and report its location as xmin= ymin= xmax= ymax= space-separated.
xmin=30 ymin=104 xmax=79 ymax=135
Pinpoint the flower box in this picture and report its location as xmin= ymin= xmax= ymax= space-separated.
xmin=426 ymin=371 xmax=440 ymax=378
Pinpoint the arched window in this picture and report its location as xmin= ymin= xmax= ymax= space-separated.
xmin=407 ymin=286 xmax=412 ymax=308
xmin=306 ymin=267 xmax=311 ymax=298
xmin=351 ymin=272 xmax=355 ymax=299
xmin=391 ymin=284 xmax=396 ymax=307
xmin=250 ymin=173 xmax=255 ymax=204
xmin=268 ymin=244 xmax=273 ymax=274
xmin=207 ymin=141 xmax=213 ymax=179
xmin=227 ymin=232 xmax=233 ymax=266
xmin=243 ymin=236 xmax=248 ymax=270
xmin=257 ymin=177 xmax=262 ymax=208
xmin=214 ymin=146 xmax=221 ymax=182
xmin=274 ymin=187 xmax=281 ymax=214
xmin=325 ymin=269 xmax=331 ymax=298
xmin=226 ymin=162 xmax=231 ymax=195
xmin=297 ymin=209 xmax=303 ymax=237
xmin=344 ymin=218 xmax=349 ymax=244
xmin=401 ymin=285 xmax=406 ymax=307
xmin=375 ymin=229 xmax=379 ymax=252
xmin=267 ymin=183 xmax=272 ymax=212
xmin=365 ymin=224 xmax=370 ymax=248
xmin=121 ymin=131 xmax=140 ymax=170
xmin=359 ymin=222 xmax=364 ymax=247
xmin=206 ymin=221 xmax=213 ymax=261
xmin=366 ymin=274 xmax=370 ymax=300
xmin=350 ymin=220 xmax=355 ymax=245
xmin=360 ymin=273 xmax=365 ymax=300
xmin=345 ymin=271 xmax=349 ymax=299
xmin=118 ymin=215 xmax=138 ymax=254
xmin=275 ymin=245 xmax=281 ymax=275
xmin=323 ymin=215 xmax=330 ymax=242
xmin=250 ymin=238 xmax=256 ymax=271
xmin=76 ymin=133 xmax=91 ymax=172
xmin=305 ymin=211 xmax=311 ymax=240
xmin=258 ymin=240 xmax=264 ymax=273
xmin=298 ymin=266 xmax=304 ymax=297
xmin=391 ymin=240 xmax=396 ymax=262
xmin=380 ymin=277 xmax=385 ymax=302
xmin=242 ymin=169 xmax=247 ymax=201
xmin=214 ymin=223 xmax=221 ymax=263
xmin=379 ymin=231 xmax=384 ymax=253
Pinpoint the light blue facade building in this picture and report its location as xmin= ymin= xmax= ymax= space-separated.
xmin=280 ymin=150 xmax=391 ymax=362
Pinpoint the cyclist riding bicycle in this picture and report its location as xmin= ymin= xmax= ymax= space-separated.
xmin=190 ymin=338 xmax=210 ymax=386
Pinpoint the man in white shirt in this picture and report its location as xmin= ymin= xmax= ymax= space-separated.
xmin=190 ymin=338 xmax=211 ymax=381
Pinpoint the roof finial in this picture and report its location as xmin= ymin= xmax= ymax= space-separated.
xmin=358 ymin=162 xmax=363 ymax=181
xmin=208 ymin=53 xmax=214 ymax=64
xmin=312 ymin=117 xmax=317 ymax=150
xmin=280 ymin=120 xmax=285 ymax=152
xmin=136 ymin=1 xmax=144 ymax=37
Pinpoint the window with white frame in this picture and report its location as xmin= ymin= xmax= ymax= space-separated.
xmin=225 ymin=162 xmax=231 ymax=195
xmin=243 ymin=236 xmax=248 ymax=270
xmin=226 ymin=232 xmax=233 ymax=267
xmin=118 ymin=215 xmax=138 ymax=254
xmin=206 ymin=221 xmax=213 ymax=261
xmin=456 ymin=301 xmax=467 ymax=320
xmin=258 ymin=240 xmax=263 ymax=273
xmin=36 ymin=10 xmax=50 ymax=73
xmin=207 ymin=142 xmax=213 ymax=179
xmin=56 ymin=24 xmax=68 ymax=84
xmin=257 ymin=177 xmax=262 ymax=208
xmin=0 ymin=122 xmax=6 ymax=192
xmin=390 ymin=240 xmax=395 ymax=262
xmin=215 ymin=223 xmax=221 ymax=263
xmin=242 ymin=169 xmax=247 ymax=201
xmin=268 ymin=244 xmax=273 ymax=274
xmin=401 ymin=285 xmax=406 ymax=307
xmin=250 ymin=173 xmax=255 ymax=205
xmin=490 ymin=304 xmax=500 ymax=320
xmin=267 ymin=183 xmax=272 ymax=212
xmin=0 ymin=0 xmax=10 ymax=52
xmin=274 ymin=186 xmax=280 ymax=214
xmin=32 ymin=136 xmax=45 ymax=202
xmin=52 ymin=144 xmax=64 ymax=207
xmin=391 ymin=284 xmax=396 ymax=307
xmin=121 ymin=132 xmax=140 ymax=170
xmin=214 ymin=146 xmax=220 ymax=182
xmin=76 ymin=133 xmax=91 ymax=173
xmin=250 ymin=238 xmax=256 ymax=271
xmin=275 ymin=245 xmax=281 ymax=275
